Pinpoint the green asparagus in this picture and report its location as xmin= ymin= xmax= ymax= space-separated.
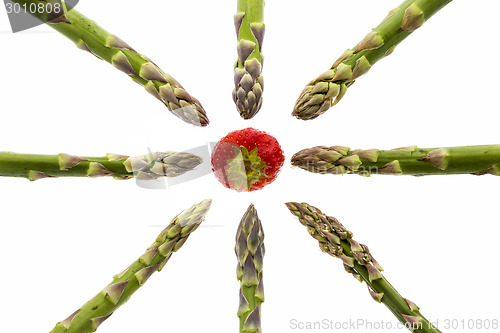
xmin=292 ymin=145 xmax=500 ymax=176
xmin=0 ymin=151 xmax=202 ymax=181
xmin=233 ymin=0 xmax=265 ymax=119
xmin=292 ymin=0 xmax=452 ymax=120
xmin=286 ymin=202 xmax=441 ymax=333
xmin=12 ymin=0 xmax=209 ymax=126
xmin=236 ymin=204 xmax=264 ymax=333
xmin=50 ymin=199 xmax=212 ymax=333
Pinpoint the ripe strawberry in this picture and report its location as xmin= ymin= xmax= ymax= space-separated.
xmin=211 ymin=128 xmax=285 ymax=192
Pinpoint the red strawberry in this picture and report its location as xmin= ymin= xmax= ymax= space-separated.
xmin=211 ymin=128 xmax=285 ymax=192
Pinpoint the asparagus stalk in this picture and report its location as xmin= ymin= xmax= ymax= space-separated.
xmin=292 ymin=0 xmax=452 ymax=120
xmin=233 ymin=0 xmax=265 ymax=119
xmin=292 ymin=145 xmax=500 ymax=176
xmin=286 ymin=202 xmax=441 ymax=333
xmin=12 ymin=0 xmax=209 ymax=126
xmin=0 ymin=151 xmax=202 ymax=181
xmin=236 ymin=204 xmax=264 ymax=333
xmin=50 ymin=199 xmax=212 ymax=333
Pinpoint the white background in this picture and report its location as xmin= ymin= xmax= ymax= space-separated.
xmin=0 ymin=1 xmax=499 ymax=332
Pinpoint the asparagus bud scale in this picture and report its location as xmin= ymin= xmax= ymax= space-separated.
xmin=236 ymin=204 xmax=265 ymax=333
xmin=293 ymin=0 xmax=452 ymax=120
xmin=0 ymin=151 xmax=203 ymax=181
xmin=233 ymin=0 xmax=265 ymax=119
xmin=286 ymin=202 xmax=442 ymax=333
xmin=12 ymin=0 xmax=209 ymax=126
xmin=50 ymin=199 xmax=212 ymax=333
xmin=292 ymin=145 xmax=500 ymax=176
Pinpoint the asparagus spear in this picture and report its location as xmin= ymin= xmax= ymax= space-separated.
xmin=236 ymin=204 xmax=264 ymax=333
xmin=292 ymin=145 xmax=500 ymax=176
xmin=292 ymin=0 xmax=452 ymax=120
xmin=50 ymin=199 xmax=212 ymax=333
xmin=12 ymin=0 xmax=209 ymax=126
xmin=286 ymin=202 xmax=441 ymax=333
xmin=233 ymin=0 xmax=265 ymax=119
xmin=0 ymin=151 xmax=202 ymax=181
